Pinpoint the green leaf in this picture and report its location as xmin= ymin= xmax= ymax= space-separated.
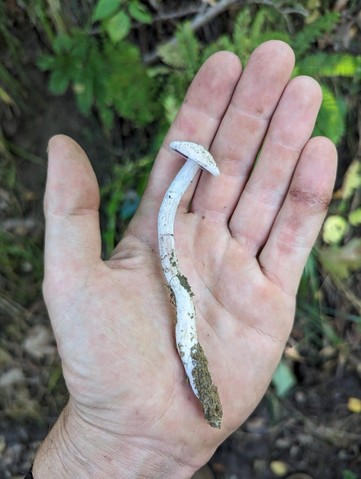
xmin=296 ymin=53 xmax=361 ymax=78
xmin=314 ymin=85 xmax=346 ymax=145
xmin=92 ymin=0 xmax=121 ymax=22
xmin=75 ymin=78 xmax=93 ymax=115
xmin=175 ymin=23 xmax=201 ymax=77
xmin=272 ymin=360 xmax=296 ymax=397
xmin=158 ymin=43 xmax=187 ymax=69
xmin=98 ymin=105 xmax=115 ymax=129
xmin=49 ymin=69 xmax=70 ymax=94
xmin=105 ymin=11 xmax=131 ymax=43
xmin=104 ymin=42 xmax=159 ymax=125
xmin=163 ymin=93 xmax=179 ymax=124
xmin=37 ymin=54 xmax=55 ymax=71
xmin=320 ymin=54 xmax=361 ymax=77
xmin=0 ymin=86 xmax=13 ymax=105
xmin=342 ymin=470 xmax=358 ymax=479
xmin=52 ymin=33 xmax=74 ymax=54
xmin=292 ymin=11 xmax=339 ymax=57
xmin=128 ymin=0 xmax=152 ymax=24
xmin=349 ymin=208 xmax=361 ymax=226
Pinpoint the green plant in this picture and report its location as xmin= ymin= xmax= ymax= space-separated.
xmin=342 ymin=469 xmax=358 ymax=479
xmin=101 ymin=154 xmax=152 ymax=255
xmin=92 ymin=0 xmax=152 ymax=43
xmin=318 ymin=159 xmax=361 ymax=279
xmin=158 ymin=7 xmax=361 ymax=145
xmin=37 ymin=0 xmax=158 ymax=128
xmin=0 ymin=3 xmax=31 ymax=111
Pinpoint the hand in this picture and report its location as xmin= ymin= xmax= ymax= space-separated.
xmin=33 ymin=41 xmax=337 ymax=478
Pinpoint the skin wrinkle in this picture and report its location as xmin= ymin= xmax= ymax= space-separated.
xmin=182 ymin=100 xmax=225 ymax=124
xmin=242 ymin=183 xmax=286 ymax=209
xmin=274 ymin=226 xmax=316 ymax=253
xmin=229 ymin=228 xmax=264 ymax=256
xmin=45 ymin=208 xmax=99 ymax=219
xmin=265 ymin=137 xmax=303 ymax=154
xmin=259 ymin=263 xmax=295 ymax=298
xmin=70 ymin=403 xmax=193 ymax=479
xmin=196 ymin=303 xmax=221 ymax=348
xmin=211 ymin=285 xmax=285 ymax=345
xmin=218 ymin=164 xmax=249 ymax=179
xmin=229 ymin=101 xmax=272 ymax=123
xmin=192 ymin=207 xmax=229 ymax=224
xmin=205 ymin=155 xmax=250 ymax=186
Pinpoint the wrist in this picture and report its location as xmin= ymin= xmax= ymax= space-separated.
xmin=32 ymin=402 xmax=196 ymax=479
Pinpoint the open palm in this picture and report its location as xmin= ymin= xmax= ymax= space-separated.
xmin=41 ymin=41 xmax=337 ymax=477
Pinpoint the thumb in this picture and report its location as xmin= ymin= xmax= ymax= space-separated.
xmin=43 ymin=135 xmax=102 ymax=299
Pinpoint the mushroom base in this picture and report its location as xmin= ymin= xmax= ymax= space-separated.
xmin=191 ymin=342 xmax=223 ymax=429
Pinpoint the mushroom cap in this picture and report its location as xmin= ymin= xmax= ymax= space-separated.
xmin=170 ymin=141 xmax=219 ymax=176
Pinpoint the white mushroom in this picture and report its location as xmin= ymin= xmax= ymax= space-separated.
xmin=158 ymin=140 xmax=223 ymax=429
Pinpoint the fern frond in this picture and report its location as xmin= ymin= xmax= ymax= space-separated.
xmin=158 ymin=42 xmax=188 ymax=70
xmin=296 ymin=53 xmax=361 ymax=78
xmin=158 ymin=22 xmax=201 ymax=78
xmin=232 ymin=6 xmax=290 ymax=61
xmin=232 ymin=7 xmax=252 ymax=56
xmin=105 ymin=42 xmax=159 ymax=125
xmin=314 ymin=85 xmax=346 ymax=145
xmin=175 ymin=22 xmax=201 ymax=78
xmin=292 ymin=11 xmax=339 ymax=57
xmin=202 ymin=35 xmax=235 ymax=62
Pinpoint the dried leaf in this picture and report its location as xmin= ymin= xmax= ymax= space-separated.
xmin=24 ymin=325 xmax=56 ymax=359
xmin=272 ymin=360 xmax=296 ymax=397
xmin=319 ymin=239 xmax=361 ymax=279
xmin=0 ymin=368 xmax=24 ymax=388
xmin=341 ymin=160 xmax=361 ymax=200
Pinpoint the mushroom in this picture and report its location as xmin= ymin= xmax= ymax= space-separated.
xmin=158 ymin=140 xmax=223 ymax=429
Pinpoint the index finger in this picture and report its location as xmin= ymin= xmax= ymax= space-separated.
xmin=128 ymin=51 xmax=242 ymax=246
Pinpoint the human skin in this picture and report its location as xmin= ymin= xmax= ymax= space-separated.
xmin=33 ymin=40 xmax=337 ymax=478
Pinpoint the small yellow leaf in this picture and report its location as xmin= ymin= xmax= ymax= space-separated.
xmin=0 ymin=86 xmax=14 ymax=105
xmin=323 ymin=215 xmax=348 ymax=244
xmin=270 ymin=460 xmax=288 ymax=476
xmin=73 ymin=83 xmax=85 ymax=94
xmin=347 ymin=397 xmax=361 ymax=413
xmin=342 ymin=160 xmax=361 ymax=200
xmin=349 ymin=208 xmax=361 ymax=226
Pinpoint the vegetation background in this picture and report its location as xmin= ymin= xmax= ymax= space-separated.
xmin=0 ymin=0 xmax=360 ymax=477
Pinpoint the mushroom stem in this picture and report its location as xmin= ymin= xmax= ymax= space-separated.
xmin=158 ymin=141 xmax=223 ymax=429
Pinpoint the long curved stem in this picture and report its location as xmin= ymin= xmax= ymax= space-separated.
xmin=158 ymin=160 xmax=223 ymax=428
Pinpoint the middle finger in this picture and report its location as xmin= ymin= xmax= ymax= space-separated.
xmin=190 ymin=40 xmax=295 ymax=222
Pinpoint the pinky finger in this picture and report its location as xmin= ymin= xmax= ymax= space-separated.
xmin=259 ymin=136 xmax=338 ymax=295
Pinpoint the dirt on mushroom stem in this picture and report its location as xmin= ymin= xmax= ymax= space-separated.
xmin=191 ymin=342 xmax=223 ymax=429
